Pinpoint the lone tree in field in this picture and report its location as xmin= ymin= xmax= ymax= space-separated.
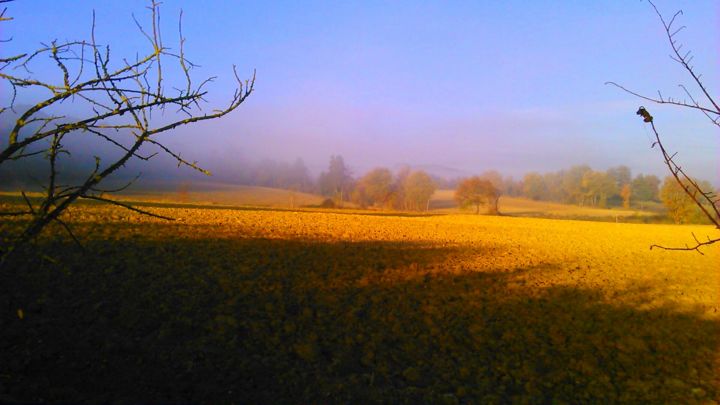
xmin=478 ymin=170 xmax=504 ymax=211
xmin=0 ymin=1 xmax=255 ymax=266
xmin=607 ymin=1 xmax=719 ymax=253
xmin=455 ymin=176 xmax=499 ymax=215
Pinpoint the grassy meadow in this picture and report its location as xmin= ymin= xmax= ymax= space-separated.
xmin=1 ymin=193 xmax=719 ymax=403
xmin=96 ymin=183 xmax=326 ymax=208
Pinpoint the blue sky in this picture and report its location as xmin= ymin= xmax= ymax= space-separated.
xmin=3 ymin=0 xmax=719 ymax=183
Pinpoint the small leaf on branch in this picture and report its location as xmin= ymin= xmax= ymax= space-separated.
xmin=636 ymin=106 xmax=653 ymax=123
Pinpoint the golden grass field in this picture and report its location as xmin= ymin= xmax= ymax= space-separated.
xmin=1 ymin=185 xmax=658 ymax=219
xmin=1 ymin=198 xmax=719 ymax=403
xmin=117 ymin=183 xmax=326 ymax=207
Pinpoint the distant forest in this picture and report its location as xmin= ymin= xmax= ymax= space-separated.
xmin=207 ymin=155 xmax=716 ymax=223
xmin=2 ymin=147 xmax=715 ymax=223
xmin=210 ymin=156 xmax=656 ymax=208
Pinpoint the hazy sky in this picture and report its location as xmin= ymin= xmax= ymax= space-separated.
xmin=4 ymin=1 xmax=719 ymax=183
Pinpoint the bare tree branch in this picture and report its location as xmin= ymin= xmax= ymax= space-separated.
xmin=635 ymin=109 xmax=719 ymax=253
xmin=651 ymin=233 xmax=720 ymax=256
xmin=646 ymin=1 xmax=720 ymax=116
xmin=0 ymin=210 xmax=33 ymax=216
xmin=0 ymin=1 xmax=255 ymax=267
xmin=79 ymin=194 xmax=174 ymax=221
xmin=605 ymin=81 xmax=719 ymax=122
xmin=606 ymin=1 xmax=720 ymax=129
xmin=608 ymin=1 xmax=719 ymax=254
xmin=52 ymin=216 xmax=85 ymax=251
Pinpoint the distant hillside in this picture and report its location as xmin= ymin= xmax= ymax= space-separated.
xmin=404 ymin=164 xmax=469 ymax=179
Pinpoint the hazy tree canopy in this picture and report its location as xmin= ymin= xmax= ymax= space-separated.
xmin=514 ymin=166 xmax=671 ymax=209
xmin=357 ymin=168 xmax=394 ymax=208
xmin=289 ymin=158 xmax=313 ymax=191
xmin=607 ymin=166 xmax=632 ymax=189
xmin=239 ymin=158 xmax=313 ymax=193
xmin=350 ymin=185 xmax=370 ymax=208
xmin=391 ymin=166 xmax=412 ymax=210
xmin=479 ymin=170 xmax=504 ymax=192
xmin=522 ymin=172 xmax=546 ymax=201
xmin=542 ymin=172 xmax=564 ymax=202
xmin=661 ymin=176 xmax=696 ymax=224
xmin=318 ymin=155 xmax=353 ymax=203
xmin=620 ymin=184 xmax=632 ymax=209
xmin=503 ymin=176 xmax=523 ymax=197
xmin=455 ymin=176 xmax=499 ymax=214
xmin=403 ymin=170 xmax=436 ymax=211
xmin=478 ymin=171 xmax=503 ymax=214
xmin=236 ymin=157 xmax=668 ymax=213
xmin=582 ymin=171 xmax=617 ymax=208
xmin=660 ymin=176 xmax=714 ymax=224
xmin=632 ymin=174 xmax=661 ymax=202
xmin=562 ymin=165 xmax=593 ymax=204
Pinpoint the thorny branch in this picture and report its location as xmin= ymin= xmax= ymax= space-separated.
xmin=639 ymin=109 xmax=720 ymax=254
xmin=0 ymin=1 xmax=255 ymax=267
xmin=606 ymin=2 xmax=720 ymax=128
xmin=608 ymin=1 xmax=719 ymax=254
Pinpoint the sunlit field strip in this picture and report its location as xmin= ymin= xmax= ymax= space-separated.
xmin=2 ymin=203 xmax=719 ymax=402
xmin=38 ymin=204 xmax=720 ymax=317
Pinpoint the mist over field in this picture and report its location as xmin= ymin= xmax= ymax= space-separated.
xmin=2 ymin=1 xmax=718 ymax=190
xmin=2 ymin=0 xmax=720 ymax=403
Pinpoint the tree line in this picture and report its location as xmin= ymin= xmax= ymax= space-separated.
xmin=318 ymin=155 xmax=437 ymax=211
xmin=513 ymin=165 xmax=658 ymax=208
xmin=496 ymin=165 xmax=714 ymax=223
xmin=227 ymin=156 xmax=717 ymax=222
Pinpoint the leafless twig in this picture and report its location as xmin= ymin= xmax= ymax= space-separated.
xmin=608 ymin=1 xmax=719 ymax=253
xmin=0 ymin=1 xmax=255 ymax=267
xmin=639 ymin=109 xmax=720 ymax=253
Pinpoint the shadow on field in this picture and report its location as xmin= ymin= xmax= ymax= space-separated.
xmin=1 ymin=231 xmax=717 ymax=404
xmin=0 ymin=194 xmax=445 ymax=218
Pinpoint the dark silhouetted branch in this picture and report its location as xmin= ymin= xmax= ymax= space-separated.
xmin=79 ymin=195 xmax=174 ymax=221
xmin=0 ymin=1 xmax=254 ymax=267
xmin=651 ymin=233 xmax=720 ymax=256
